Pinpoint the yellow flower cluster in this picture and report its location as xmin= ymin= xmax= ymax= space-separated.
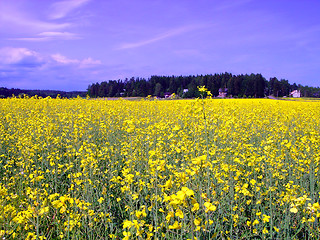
xmin=0 ymin=96 xmax=319 ymax=239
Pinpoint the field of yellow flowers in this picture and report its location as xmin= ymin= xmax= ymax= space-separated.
xmin=0 ymin=94 xmax=319 ymax=239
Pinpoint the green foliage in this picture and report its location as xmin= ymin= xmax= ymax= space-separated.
xmin=0 ymin=87 xmax=86 ymax=98
xmin=86 ymin=73 xmax=320 ymax=98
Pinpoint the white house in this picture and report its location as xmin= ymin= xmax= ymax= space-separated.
xmin=290 ymin=90 xmax=301 ymax=98
xmin=217 ymin=88 xmax=228 ymax=98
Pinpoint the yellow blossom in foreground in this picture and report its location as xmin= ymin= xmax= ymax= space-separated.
xmin=192 ymin=202 xmax=200 ymax=212
xmin=204 ymin=202 xmax=217 ymax=213
xmin=175 ymin=208 xmax=184 ymax=219
xmin=123 ymin=220 xmax=133 ymax=229
xmin=169 ymin=221 xmax=181 ymax=230
xmin=1 ymin=97 xmax=320 ymax=239
xmin=290 ymin=207 xmax=298 ymax=213
xmin=123 ymin=231 xmax=131 ymax=240
xmin=262 ymin=214 xmax=270 ymax=223
xmin=194 ymin=218 xmax=201 ymax=226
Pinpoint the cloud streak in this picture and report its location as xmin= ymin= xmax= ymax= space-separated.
xmin=0 ymin=47 xmax=101 ymax=68
xmin=0 ymin=47 xmax=103 ymax=90
xmin=117 ymin=24 xmax=209 ymax=50
xmin=0 ymin=1 xmax=89 ymax=42
xmin=11 ymin=32 xmax=80 ymax=42
xmin=51 ymin=53 xmax=101 ymax=68
xmin=0 ymin=47 xmax=43 ymax=66
xmin=49 ymin=0 xmax=91 ymax=19
xmin=0 ymin=10 xmax=70 ymax=32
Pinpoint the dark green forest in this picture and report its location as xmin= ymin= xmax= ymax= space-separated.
xmin=0 ymin=88 xmax=87 ymax=99
xmin=1 ymin=72 xmax=319 ymax=98
xmin=87 ymin=73 xmax=320 ymax=98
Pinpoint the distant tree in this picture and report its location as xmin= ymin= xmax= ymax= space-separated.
xmin=254 ymin=74 xmax=266 ymax=97
xmin=269 ymin=77 xmax=280 ymax=97
xmin=184 ymin=79 xmax=199 ymax=98
xmin=154 ymin=83 xmax=163 ymax=97
xmin=292 ymin=83 xmax=298 ymax=90
xmin=241 ymin=74 xmax=254 ymax=97
xmin=280 ymin=79 xmax=290 ymax=97
xmin=227 ymin=77 xmax=235 ymax=96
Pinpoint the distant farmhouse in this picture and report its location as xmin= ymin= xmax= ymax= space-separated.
xmin=164 ymin=92 xmax=172 ymax=98
xmin=217 ymin=88 xmax=228 ymax=98
xmin=290 ymin=90 xmax=301 ymax=98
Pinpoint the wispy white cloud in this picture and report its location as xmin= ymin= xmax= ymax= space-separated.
xmin=0 ymin=47 xmax=43 ymax=66
xmin=51 ymin=53 xmax=101 ymax=67
xmin=117 ymin=24 xmax=209 ymax=50
xmin=0 ymin=4 xmax=70 ymax=32
xmin=1 ymin=13 xmax=70 ymax=32
xmin=0 ymin=47 xmax=101 ymax=69
xmin=0 ymin=1 xmax=89 ymax=41
xmin=39 ymin=31 xmax=79 ymax=38
xmin=49 ymin=0 xmax=91 ymax=19
xmin=51 ymin=54 xmax=80 ymax=65
xmin=11 ymin=32 xmax=80 ymax=42
xmin=0 ymin=47 xmax=103 ymax=90
xmin=79 ymin=57 xmax=102 ymax=68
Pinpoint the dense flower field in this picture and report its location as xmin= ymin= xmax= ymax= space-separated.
xmin=0 ymin=95 xmax=319 ymax=239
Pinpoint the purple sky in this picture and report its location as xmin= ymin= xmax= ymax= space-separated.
xmin=1 ymin=0 xmax=320 ymax=91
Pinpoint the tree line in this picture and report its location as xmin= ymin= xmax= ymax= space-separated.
xmin=87 ymin=73 xmax=320 ymax=98
xmin=0 ymin=88 xmax=87 ymax=98
xmin=1 ymin=73 xmax=319 ymax=98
